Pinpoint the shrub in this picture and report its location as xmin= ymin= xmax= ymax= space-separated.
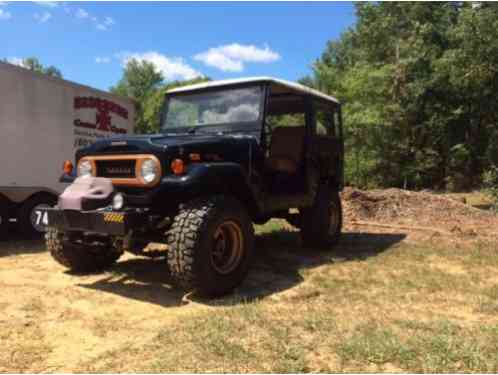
xmin=482 ymin=166 xmax=498 ymax=211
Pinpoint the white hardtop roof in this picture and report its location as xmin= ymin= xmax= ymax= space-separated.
xmin=166 ymin=76 xmax=339 ymax=104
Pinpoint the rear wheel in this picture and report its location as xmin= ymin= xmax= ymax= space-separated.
xmin=46 ymin=228 xmax=122 ymax=272
xmin=19 ymin=194 xmax=58 ymax=238
xmin=0 ymin=196 xmax=9 ymax=240
xmin=300 ymin=185 xmax=342 ymax=249
xmin=167 ymin=195 xmax=254 ymax=297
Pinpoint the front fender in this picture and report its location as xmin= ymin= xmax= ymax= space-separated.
xmin=152 ymin=162 xmax=262 ymax=215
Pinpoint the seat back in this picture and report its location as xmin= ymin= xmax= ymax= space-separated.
xmin=269 ymin=126 xmax=306 ymax=165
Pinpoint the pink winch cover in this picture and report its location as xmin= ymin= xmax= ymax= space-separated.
xmin=58 ymin=177 xmax=114 ymax=210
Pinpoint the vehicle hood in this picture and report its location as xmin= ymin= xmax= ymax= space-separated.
xmin=77 ymin=132 xmax=255 ymax=157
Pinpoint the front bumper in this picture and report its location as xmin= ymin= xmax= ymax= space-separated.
xmin=42 ymin=208 xmax=148 ymax=236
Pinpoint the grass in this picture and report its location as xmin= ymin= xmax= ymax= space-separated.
xmin=444 ymin=191 xmax=494 ymax=210
xmin=0 ymin=323 xmax=52 ymax=373
xmin=76 ymin=220 xmax=498 ymax=373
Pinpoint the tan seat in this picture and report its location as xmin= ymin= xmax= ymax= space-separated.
xmin=265 ymin=126 xmax=305 ymax=174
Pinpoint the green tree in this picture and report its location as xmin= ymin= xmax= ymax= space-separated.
xmin=3 ymin=56 xmax=62 ymax=78
xmin=111 ymin=58 xmax=208 ymax=133
xmin=110 ymin=59 xmax=164 ymax=133
xmin=305 ymin=2 xmax=498 ymax=191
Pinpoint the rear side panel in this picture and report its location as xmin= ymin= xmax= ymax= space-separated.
xmin=309 ymin=100 xmax=344 ymax=189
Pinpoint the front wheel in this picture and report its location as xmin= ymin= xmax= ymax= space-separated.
xmin=300 ymin=186 xmax=342 ymax=249
xmin=46 ymin=228 xmax=122 ymax=272
xmin=167 ymin=195 xmax=254 ymax=297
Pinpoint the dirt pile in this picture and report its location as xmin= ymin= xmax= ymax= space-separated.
xmin=341 ymin=187 xmax=498 ymax=237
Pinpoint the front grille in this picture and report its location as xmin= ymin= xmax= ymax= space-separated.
xmin=96 ymin=159 xmax=136 ymax=179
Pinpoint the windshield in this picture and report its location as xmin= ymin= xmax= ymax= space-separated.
xmin=162 ymin=86 xmax=263 ymax=130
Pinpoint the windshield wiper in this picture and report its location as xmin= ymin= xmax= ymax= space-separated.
xmin=186 ymin=127 xmax=221 ymax=135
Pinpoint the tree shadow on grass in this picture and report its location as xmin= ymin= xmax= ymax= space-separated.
xmin=77 ymin=230 xmax=406 ymax=308
xmin=221 ymin=230 xmax=407 ymax=304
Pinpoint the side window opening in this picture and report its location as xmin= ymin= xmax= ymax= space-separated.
xmin=266 ymin=95 xmax=306 ymax=129
xmin=263 ymin=91 xmax=307 ymax=168
xmin=315 ymin=102 xmax=337 ymax=137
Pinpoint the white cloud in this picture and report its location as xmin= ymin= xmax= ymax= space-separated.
xmin=195 ymin=49 xmax=243 ymax=72
xmin=0 ymin=8 xmax=11 ymax=20
xmin=103 ymin=16 xmax=114 ymax=26
xmin=33 ymin=1 xmax=58 ymax=7
xmin=34 ymin=11 xmax=51 ymax=23
xmin=75 ymin=8 xmax=88 ymax=19
xmin=194 ymin=43 xmax=280 ymax=72
xmin=122 ymin=51 xmax=203 ymax=81
xmin=7 ymin=57 xmax=24 ymax=66
xmin=70 ymin=7 xmax=115 ymax=31
xmin=95 ymin=56 xmax=111 ymax=64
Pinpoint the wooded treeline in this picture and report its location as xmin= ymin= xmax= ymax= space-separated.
xmin=301 ymin=2 xmax=498 ymax=191
xmin=9 ymin=2 xmax=497 ymax=192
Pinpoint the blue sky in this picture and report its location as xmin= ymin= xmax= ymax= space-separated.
xmin=0 ymin=1 xmax=355 ymax=91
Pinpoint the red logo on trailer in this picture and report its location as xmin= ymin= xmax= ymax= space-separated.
xmin=74 ymin=97 xmax=129 ymax=134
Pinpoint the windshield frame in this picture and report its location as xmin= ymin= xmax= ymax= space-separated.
xmin=160 ymin=83 xmax=267 ymax=136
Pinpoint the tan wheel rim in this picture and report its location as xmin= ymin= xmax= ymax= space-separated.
xmin=211 ymin=220 xmax=244 ymax=275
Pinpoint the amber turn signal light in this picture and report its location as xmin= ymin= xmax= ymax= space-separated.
xmin=189 ymin=153 xmax=201 ymax=162
xmin=171 ymin=159 xmax=185 ymax=175
xmin=63 ymin=160 xmax=73 ymax=174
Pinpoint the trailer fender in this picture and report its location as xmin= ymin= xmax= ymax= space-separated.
xmin=0 ymin=187 xmax=59 ymax=204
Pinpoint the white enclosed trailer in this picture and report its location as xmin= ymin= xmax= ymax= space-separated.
xmin=0 ymin=61 xmax=135 ymax=237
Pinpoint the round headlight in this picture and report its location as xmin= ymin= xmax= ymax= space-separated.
xmin=113 ymin=193 xmax=124 ymax=210
xmin=78 ymin=160 xmax=93 ymax=177
xmin=140 ymin=158 xmax=159 ymax=183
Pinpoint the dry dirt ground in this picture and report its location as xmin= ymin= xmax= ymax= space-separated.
xmin=1 ymin=189 xmax=498 ymax=372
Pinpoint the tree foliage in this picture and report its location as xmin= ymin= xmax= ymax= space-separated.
xmin=303 ymin=2 xmax=498 ymax=191
xmin=3 ymin=56 xmax=62 ymax=78
xmin=111 ymin=58 xmax=207 ymax=133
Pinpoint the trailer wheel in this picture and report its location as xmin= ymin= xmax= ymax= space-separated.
xmin=19 ymin=194 xmax=58 ymax=238
xmin=47 ymin=228 xmax=122 ymax=272
xmin=167 ymin=195 xmax=254 ymax=297
xmin=300 ymin=185 xmax=342 ymax=249
xmin=0 ymin=196 xmax=9 ymax=240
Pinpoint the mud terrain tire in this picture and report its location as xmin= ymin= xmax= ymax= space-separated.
xmin=301 ymin=185 xmax=342 ymax=249
xmin=167 ymin=195 xmax=254 ymax=297
xmin=46 ymin=228 xmax=122 ymax=272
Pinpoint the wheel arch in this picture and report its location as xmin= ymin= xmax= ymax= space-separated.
xmin=21 ymin=190 xmax=58 ymax=204
xmin=155 ymin=163 xmax=263 ymax=219
xmin=0 ymin=187 xmax=58 ymax=205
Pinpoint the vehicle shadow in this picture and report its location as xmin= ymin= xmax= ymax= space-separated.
xmin=79 ymin=230 xmax=406 ymax=308
xmin=77 ymin=258 xmax=185 ymax=308
xmin=0 ymin=226 xmax=45 ymax=257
